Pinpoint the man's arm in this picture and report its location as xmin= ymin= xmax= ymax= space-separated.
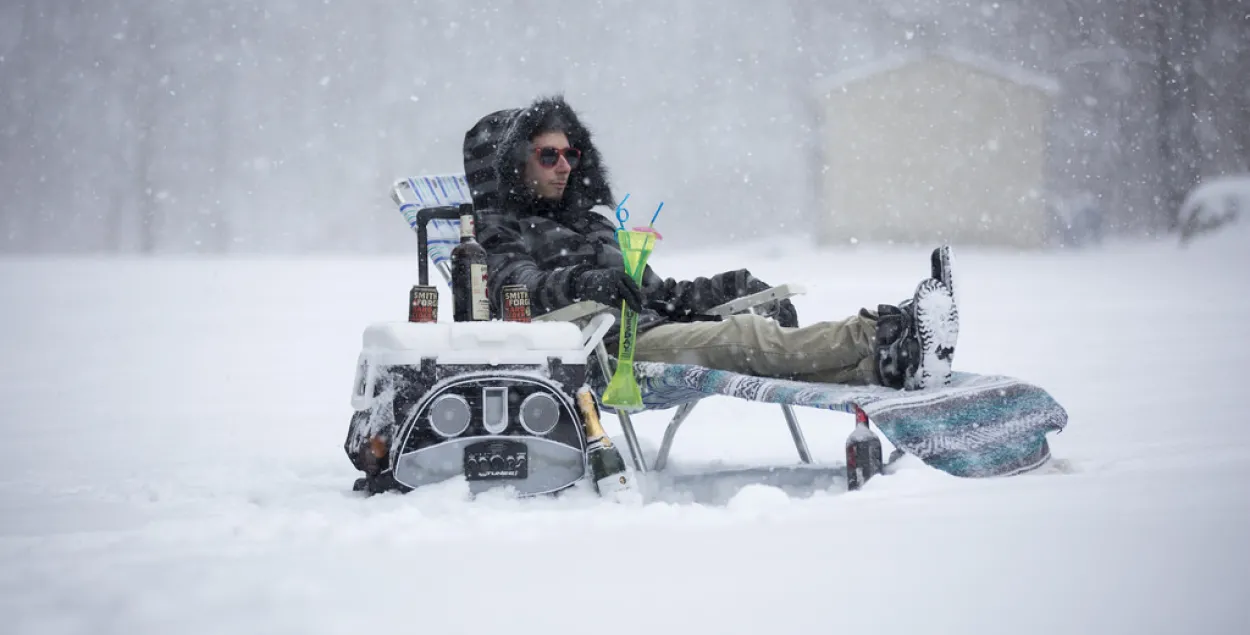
xmin=649 ymin=269 xmax=798 ymax=326
xmin=477 ymin=211 xmax=587 ymax=316
xmin=649 ymin=269 xmax=761 ymax=314
xmin=575 ymin=210 xmax=781 ymax=321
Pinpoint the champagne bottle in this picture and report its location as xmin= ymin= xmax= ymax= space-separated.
xmin=450 ymin=203 xmax=490 ymax=322
xmin=575 ymin=386 xmax=632 ymax=499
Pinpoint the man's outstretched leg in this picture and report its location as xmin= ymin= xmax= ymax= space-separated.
xmin=633 ymin=311 xmax=880 ymax=385
xmin=634 ymin=247 xmax=959 ymax=390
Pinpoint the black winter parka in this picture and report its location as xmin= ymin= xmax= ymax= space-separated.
xmin=461 ymin=95 xmax=789 ymax=342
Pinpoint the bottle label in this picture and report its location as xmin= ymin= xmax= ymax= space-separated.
xmin=470 ymin=263 xmax=490 ymax=320
xmin=460 ymin=215 xmax=475 ymax=239
xmin=596 ymin=473 xmax=635 ymax=502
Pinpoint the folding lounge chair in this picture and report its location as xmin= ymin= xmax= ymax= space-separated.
xmin=381 ymin=175 xmax=1068 ymax=494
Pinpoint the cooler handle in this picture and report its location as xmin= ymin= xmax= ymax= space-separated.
xmin=411 ymin=205 xmax=472 ymax=286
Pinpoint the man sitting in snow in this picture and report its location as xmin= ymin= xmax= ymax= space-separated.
xmin=461 ymin=94 xmax=957 ymax=390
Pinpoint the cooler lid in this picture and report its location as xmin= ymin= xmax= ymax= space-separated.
xmin=361 ymin=321 xmax=588 ymax=365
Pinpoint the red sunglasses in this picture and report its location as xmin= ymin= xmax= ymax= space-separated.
xmin=533 ymin=146 xmax=581 ymax=168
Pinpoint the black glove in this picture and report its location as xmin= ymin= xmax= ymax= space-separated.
xmin=773 ymin=299 xmax=800 ymax=328
xmin=573 ymin=268 xmax=644 ymax=312
xmin=745 ymin=277 xmax=799 ymax=328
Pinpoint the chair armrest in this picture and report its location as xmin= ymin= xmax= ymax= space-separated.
xmin=700 ymin=283 xmax=806 ymax=318
xmin=533 ymin=300 xmax=611 ymax=323
xmin=531 ymin=283 xmax=805 ymax=324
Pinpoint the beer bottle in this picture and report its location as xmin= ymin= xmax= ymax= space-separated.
xmin=450 ymin=203 xmax=490 ymax=322
xmin=845 ymin=405 xmax=884 ymax=491
xmin=575 ymin=386 xmax=633 ymax=499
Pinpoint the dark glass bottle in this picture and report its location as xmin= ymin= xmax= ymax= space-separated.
xmin=845 ymin=405 xmax=884 ymax=491
xmin=575 ymin=387 xmax=632 ymax=498
xmin=450 ymin=203 xmax=490 ymax=322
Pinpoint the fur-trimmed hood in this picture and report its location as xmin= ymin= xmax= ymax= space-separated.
xmin=462 ymin=95 xmax=614 ymax=215
xmin=459 ymin=95 xmax=787 ymax=342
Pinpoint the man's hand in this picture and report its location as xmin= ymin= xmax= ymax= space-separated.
xmin=573 ymin=269 xmax=644 ymax=312
xmin=745 ymin=276 xmax=799 ymax=328
xmin=772 ymin=299 xmax=800 ymax=328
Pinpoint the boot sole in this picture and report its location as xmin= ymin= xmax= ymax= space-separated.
xmin=906 ymin=278 xmax=959 ymax=390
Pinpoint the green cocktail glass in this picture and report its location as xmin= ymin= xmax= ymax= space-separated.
xmin=600 ymin=229 xmax=657 ymax=411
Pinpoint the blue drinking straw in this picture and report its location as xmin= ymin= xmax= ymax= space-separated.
xmin=615 ymin=193 xmax=631 ymax=232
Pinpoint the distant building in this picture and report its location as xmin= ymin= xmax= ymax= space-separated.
xmin=813 ymin=48 xmax=1061 ymax=248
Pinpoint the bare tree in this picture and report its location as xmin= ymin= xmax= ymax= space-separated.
xmin=132 ymin=14 xmax=162 ymax=255
xmin=0 ymin=1 xmax=50 ymax=252
xmin=1154 ymin=1 xmax=1203 ymax=230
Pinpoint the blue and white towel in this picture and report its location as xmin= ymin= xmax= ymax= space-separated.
xmin=609 ymin=363 xmax=1067 ymax=478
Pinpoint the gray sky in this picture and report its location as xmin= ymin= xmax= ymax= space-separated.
xmin=1 ymin=0 xmax=1246 ymax=254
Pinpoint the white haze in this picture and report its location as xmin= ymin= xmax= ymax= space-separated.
xmin=1 ymin=0 xmax=1247 ymax=255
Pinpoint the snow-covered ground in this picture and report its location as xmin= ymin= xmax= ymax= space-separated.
xmin=2 ymin=227 xmax=1249 ymax=635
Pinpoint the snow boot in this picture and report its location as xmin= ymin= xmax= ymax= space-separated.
xmin=873 ymin=303 xmax=918 ymax=390
xmin=908 ymin=277 xmax=959 ymax=390
xmin=873 ymin=277 xmax=959 ymax=390
xmin=931 ymin=244 xmax=957 ymax=305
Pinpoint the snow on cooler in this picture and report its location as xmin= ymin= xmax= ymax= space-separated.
xmin=1 ymin=230 xmax=1249 ymax=635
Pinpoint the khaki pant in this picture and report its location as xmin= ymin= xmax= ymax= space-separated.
xmin=633 ymin=310 xmax=880 ymax=385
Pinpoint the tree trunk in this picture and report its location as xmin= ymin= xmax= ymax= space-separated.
xmin=134 ymin=16 xmax=160 ymax=255
xmin=1156 ymin=1 xmax=1200 ymax=230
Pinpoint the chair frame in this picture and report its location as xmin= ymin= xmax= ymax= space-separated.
xmin=394 ymin=177 xmax=813 ymax=476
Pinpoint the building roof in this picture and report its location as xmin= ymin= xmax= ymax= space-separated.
xmin=814 ymin=47 xmax=1062 ymax=97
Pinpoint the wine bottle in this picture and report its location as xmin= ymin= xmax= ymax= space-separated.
xmin=450 ymin=203 xmax=490 ymax=322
